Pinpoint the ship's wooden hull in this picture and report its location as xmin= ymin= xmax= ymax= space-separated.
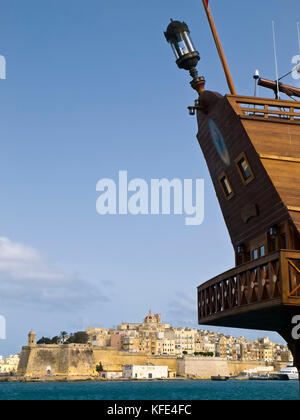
xmin=196 ymin=93 xmax=300 ymax=253
xmin=196 ymin=93 xmax=300 ymax=369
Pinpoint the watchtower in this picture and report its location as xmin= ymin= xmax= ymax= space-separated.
xmin=28 ymin=330 xmax=36 ymax=347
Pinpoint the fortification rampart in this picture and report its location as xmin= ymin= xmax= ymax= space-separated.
xmin=17 ymin=344 xmax=277 ymax=380
xmin=17 ymin=344 xmax=94 ymax=378
xmin=93 ymin=347 xmax=178 ymax=372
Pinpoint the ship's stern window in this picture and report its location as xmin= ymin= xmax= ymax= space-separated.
xmin=253 ymin=249 xmax=259 ymax=260
xmin=218 ymin=173 xmax=234 ymax=200
xmin=235 ymin=153 xmax=254 ymax=185
xmin=259 ymin=245 xmax=265 ymax=257
xmin=252 ymin=245 xmax=265 ymax=261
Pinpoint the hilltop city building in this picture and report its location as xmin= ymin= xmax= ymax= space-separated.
xmin=86 ymin=310 xmax=292 ymax=363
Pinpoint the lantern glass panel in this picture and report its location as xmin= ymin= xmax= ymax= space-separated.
xmin=173 ymin=34 xmax=189 ymax=58
xmin=170 ymin=32 xmax=196 ymax=59
xmin=182 ymin=31 xmax=196 ymax=52
xmin=171 ymin=43 xmax=180 ymax=60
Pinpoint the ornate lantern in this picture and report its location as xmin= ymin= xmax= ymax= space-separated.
xmin=164 ymin=19 xmax=204 ymax=95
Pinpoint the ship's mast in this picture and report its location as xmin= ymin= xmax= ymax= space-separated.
xmin=201 ymin=0 xmax=237 ymax=95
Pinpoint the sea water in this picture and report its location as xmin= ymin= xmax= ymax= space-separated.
xmin=0 ymin=380 xmax=298 ymax=400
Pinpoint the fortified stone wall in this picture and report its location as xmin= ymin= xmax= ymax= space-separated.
xmin=177 ymin=358 xmax=230 ymax=378
xmin=93 ymin=347 xmax=177 ymax=373
xmin=66 ymin=345 xmax=95 ymax=376
xmin=17 ymin=344 xmax=94 ymax=378
xmin=18 ymin=345 xmax=178 ymax=378
xmin=17 ymin=347 xmax=31 ymax=376
xmin=18 ymin=344 xmax=276 ymax=379
xmin=177 ymin=358 xmax=270 ymax=377
xmin=228 ymin=360 xmax=269 ymax=376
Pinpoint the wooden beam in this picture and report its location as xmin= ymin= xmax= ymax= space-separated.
xmin=287 ymin=206 xmax=300 ymax=212
xmin=202 ymin=0 xmax=237 ymax=95
xmin=259 ymin=154 xmax=300 ymax=164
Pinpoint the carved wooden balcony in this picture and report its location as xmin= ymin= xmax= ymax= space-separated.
xmin=198 ymin=250 xmax=300 ymax=332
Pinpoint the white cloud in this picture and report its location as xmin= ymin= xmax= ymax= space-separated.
xmin=0 ymin=237 xmax=107 ymax=309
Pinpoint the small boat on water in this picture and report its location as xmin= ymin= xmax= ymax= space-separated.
xmin=211 ymin=376 xmax=229 ymax=382
xmin=274 ymin=366 xmax=299 ymax=381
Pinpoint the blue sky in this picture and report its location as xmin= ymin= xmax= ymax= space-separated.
xmin=0 ymin=0 xmax=299 ymax=356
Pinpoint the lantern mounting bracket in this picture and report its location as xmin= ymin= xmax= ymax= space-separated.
xmin=188 ymin=100 xmax=202 ymax=116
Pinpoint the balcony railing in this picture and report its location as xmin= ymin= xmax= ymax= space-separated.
xmin=227 ymin=95 xmax=300 ymax=123
xmin=198 ymin=250 xmax=300 ymax=323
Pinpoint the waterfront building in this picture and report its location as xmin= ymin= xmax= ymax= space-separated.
xmin=122 ymin=364 xmax=168 ymax=380
xmin=99 ymin=371 xmax=123 ymax=380
xmin=0 ymin=354 xmax=20 ymax=374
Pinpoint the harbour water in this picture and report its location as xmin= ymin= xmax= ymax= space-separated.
xmin=0 ymin=380 xmax=298 ymax=400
